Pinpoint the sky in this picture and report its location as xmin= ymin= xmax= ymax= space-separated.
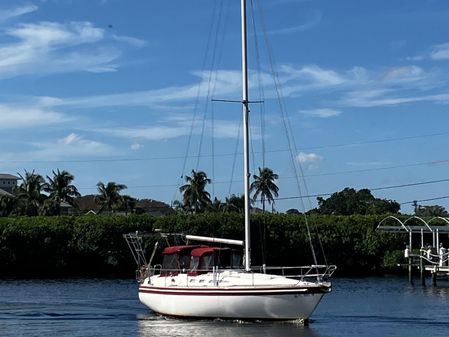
xmin=1 ymin=0 xmax=449 ymax=213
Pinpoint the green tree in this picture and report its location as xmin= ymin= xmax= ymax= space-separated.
xmin=172 ymin=200 xmax=186 ymax=213
xmin=0 ymin=195 xmax=17 ymax=216
xmin=415 ymin=204 xmax=448 ymax=217
xmin=250 ymin=167 xmax=279 ymax=213
xmin=95 ymin=181 xmax=127 ymax=214
xmin=316 ymin=187 xmax=400 ymax=215
xmin=208 ymin=197 xmax=224 ymax=213
xmin=14 ymin=170 xmax=47 ymax=216
xmin=44 ymin=169 xmax=81 ymax=214
xmin=223 ymin=194 xmax=245 ymax=213
xmin=179 ymin=170 xmax=212 ymax=213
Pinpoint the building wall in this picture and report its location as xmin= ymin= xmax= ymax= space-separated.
xmin=0 ymin=179 xmax=17 ymax=193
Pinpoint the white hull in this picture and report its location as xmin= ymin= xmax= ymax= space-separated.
xmin=139 ymin=271 xmax=330 ymax=320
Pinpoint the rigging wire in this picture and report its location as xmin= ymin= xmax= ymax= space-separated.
xmin=253 ymin=0 xmax=321 ymax=267
xmin=250 ymin=0 xmax=266 ymax=263
xmin=210 ymin=1 xmax=232 ymax=199
xmin=173 ymin=0 xmax=222 ymax=203
xmin=228 ymin=121 xmax=243 ymax=196
xmin=250 ymin=0 xmax=267 ymax=169
xmin=195 ymin=0 xmax=225 ymax=171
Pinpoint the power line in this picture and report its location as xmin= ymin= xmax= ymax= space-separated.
xmin=273 ymin=178 xmax=449 ymax=202
xmin=298 ymin=131 xmax=449 ymax=151
xmin=302 ymin=160 xmax=449 ymax=178
xmin=78 ymin=177 xmax=449 ymax=203
xmin=3 ymin=131 xmax=449 ymax=164
xmin=401 ymin=195 xmax=449 ymax=205
xmin=5 ymin=155 xmax=449 ymax=185
xmin=370 ymin=178 xmax=449 ymax=191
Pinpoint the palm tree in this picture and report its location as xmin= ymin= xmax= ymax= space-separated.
xmin=179 ymin=170 xmax=212 ymax=213
xmin=222 ymin=194 xmax=245 ymax=213
xmin=250 ymin=167 xmax=279 ymax=213
xmin=172 ymin=200 xmax=186 ymax=213
xmin=15 ymin=170 xmax=46 ymax=216
xmin=208 ymin=197 xmax=224 ymax=213
xmin=44 ymin=169 xmax=81 ymax=212
xmin=120 ymin=195 xmax=137 ymax=215
xmin=95 ymin=181 xmax=127 ymax=214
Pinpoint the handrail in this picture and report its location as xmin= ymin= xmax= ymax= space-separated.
xmin=141 ymin=264 xmax=336 ymax=284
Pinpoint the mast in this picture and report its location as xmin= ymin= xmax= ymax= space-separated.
xmin=241 ymin=0 xmax=251 ymax=272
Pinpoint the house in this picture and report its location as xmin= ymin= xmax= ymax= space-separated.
xmin=135 ymin=199 xmax=174 ymax=216
xmin=0 ymin=173 xmax=19 ymax=195
xmin=75 ymin=194 xmax=101 ymax=214
xmin=75 ymin=195 xmax=174 ymax=215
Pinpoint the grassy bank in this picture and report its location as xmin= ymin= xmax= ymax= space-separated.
xmin=0 ymin=214 xmax=406 ymax=277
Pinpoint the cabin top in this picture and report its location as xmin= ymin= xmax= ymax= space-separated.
xmin=160 ymin=245 xmax=242 ymax=275
xmin=162 ymin=245 xmax=204 ymax=255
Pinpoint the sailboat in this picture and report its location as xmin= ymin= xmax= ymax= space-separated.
xmin=124 ymin=0 xmax=336 ymax=322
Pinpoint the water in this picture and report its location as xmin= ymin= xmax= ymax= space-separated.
xmin=1 ymin=277 xmax=448 ymax=337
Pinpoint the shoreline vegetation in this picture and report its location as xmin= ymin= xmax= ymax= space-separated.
xmin=0 ymin=213 xmax=407 ymax=278
xmin=2 ymin=170 xmax=445 ymax=279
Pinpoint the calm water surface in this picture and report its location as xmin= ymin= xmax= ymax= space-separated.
xmin=1 ymin=277 xmax=448 ymax=337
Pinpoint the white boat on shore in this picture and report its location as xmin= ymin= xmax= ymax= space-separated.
xmin=124 ymin=0 xmax=336 ymax=323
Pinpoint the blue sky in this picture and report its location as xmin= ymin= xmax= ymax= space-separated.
xmin=1 ymin=0 xmax=449 ymax=213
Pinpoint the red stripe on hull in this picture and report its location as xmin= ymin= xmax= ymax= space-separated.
xmin=139 ymin=286 xmax=329 ymax=296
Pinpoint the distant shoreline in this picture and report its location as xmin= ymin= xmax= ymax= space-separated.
xmin=0 ymin=213 xmax=406 ymax=278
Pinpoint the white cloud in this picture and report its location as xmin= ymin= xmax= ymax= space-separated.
xmin=39 ymin=69 xmax=241 ymax=109
xmin=103 ymin=126 xmax=190 ymax=141
xmin=8 ymin=21 xmax=104 ymax=45
xmin=16 ymin=61 xmax=449 ymax=117
xmin=112 ymin=34 xmax=146 ymax=48
xmin=341 ymin=89 xmax=449 ymax=108
xmin=27 ymin=66 xmax=347 ymax=111
xmin=93 ymin=118 xmax=245 ymax=142
xmin=0 ymin=4 xmax=38 ymax=22
xmin=382 ymin=66 xmax=423 ymax=82
xmin=297 ymin=152 xmax=323 ymax=169
xmin=281 ymin=65 xmax=345 ymax=88
xmin=268 ymin=11 xmax=322 ymax=35
xmin=300 ymin=108 xmax=342 ymax=118
xmin=331 ymin=64 xmax=449 ymax=108
xmin=34 ymin=133 xmax=114 ymax=158
xmin=131 ymin=143 xmax=142 ymax=150
xmin=0 ymin=104 xmax=67 ymax=129
xmin=0 ymin=21 xmax=144 ymax=79
xmin=60 ymin=133 xmax=81 ymax=145
xmin=408 ymin=42 xmax=449 ymax=62
xmin=1 ymin=133 xmax=116 ymax=164
xmin=430 ymin=43 xmax=449 ymax=60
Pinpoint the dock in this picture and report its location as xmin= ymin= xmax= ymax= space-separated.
xmin=377 ymin=216 xmax=449 ymax=285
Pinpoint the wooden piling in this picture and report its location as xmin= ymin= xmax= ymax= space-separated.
xmin=420 ymin=256 xmax=426 ymax=286
xmin=409 ymin=257 xmax=413 ymax=285
xmin=432 ymin=267 xmax=437 ymax=286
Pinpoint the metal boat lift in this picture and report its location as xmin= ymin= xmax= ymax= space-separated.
xmin=377 ymin=216 xmax=449 ymax=285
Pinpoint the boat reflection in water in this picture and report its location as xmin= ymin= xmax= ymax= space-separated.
xmin=138 ymin=314 xmax=322 ymax=337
